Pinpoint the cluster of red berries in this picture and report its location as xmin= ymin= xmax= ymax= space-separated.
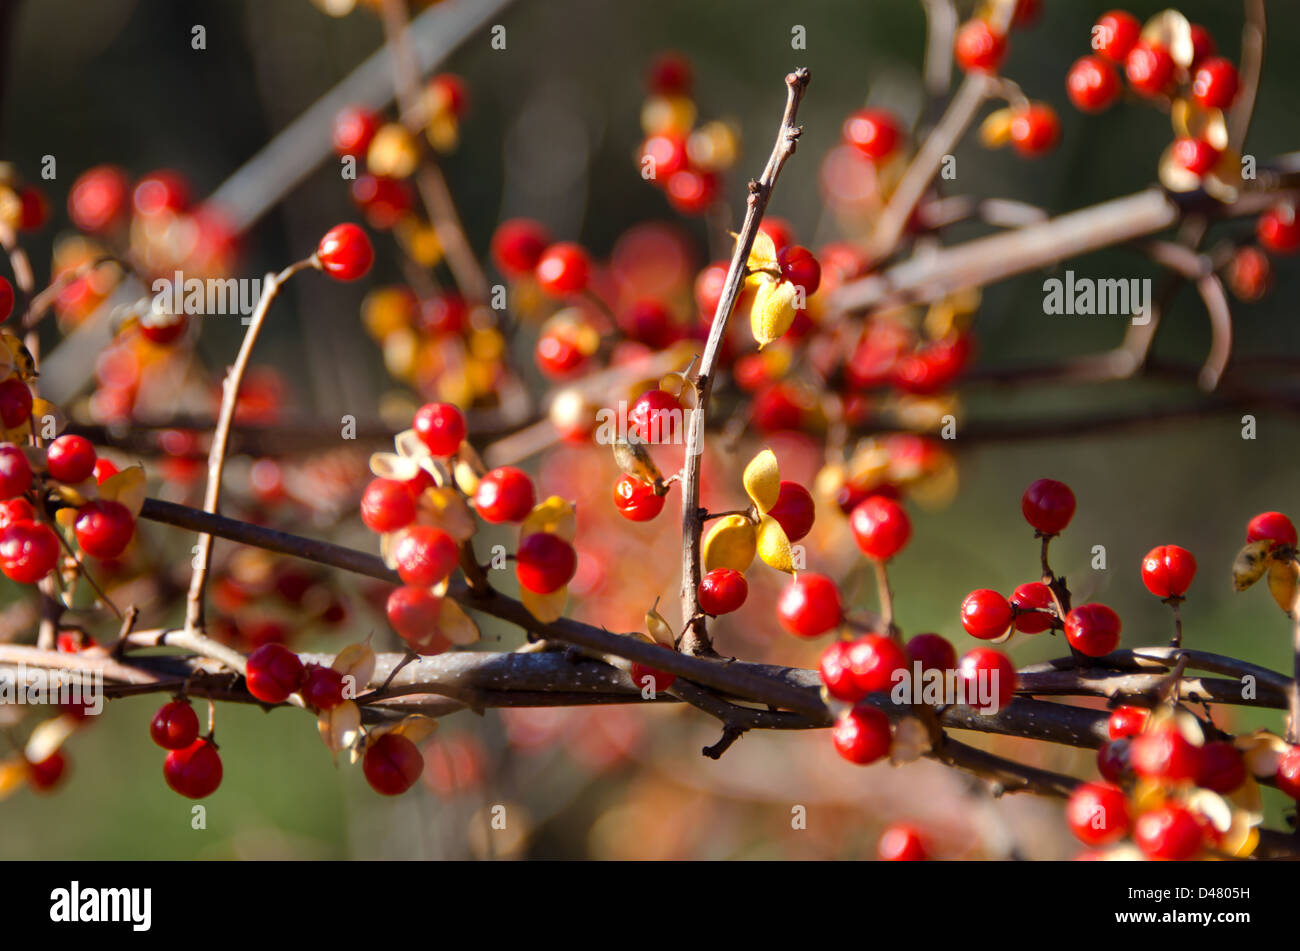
xmin=149 ymin=698 xmax=222 ymax=799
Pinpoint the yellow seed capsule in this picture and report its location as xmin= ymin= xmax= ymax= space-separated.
xmin=395 ymin=218 xmax=442 ymax=266
xmin=367 ymin=123 xmax=420 ymax=179
xmin=750 ymin=279 xmax=798 ymax=350
xmin=641 ymin=95 xmax=696 ymax=137
xmin=702 ymin=515 xmax=757 ymax=573
xmin=362 ymin=287 xmax=417 ymax=339
xmin=687 ymin=120 xmax=740 ymax=172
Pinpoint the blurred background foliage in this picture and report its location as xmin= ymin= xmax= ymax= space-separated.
xmin=1 ymin=0 xmax=1298 ymax=858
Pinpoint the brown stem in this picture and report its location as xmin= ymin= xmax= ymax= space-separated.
xmin=678 ymin=67 xmax=811 ymax=657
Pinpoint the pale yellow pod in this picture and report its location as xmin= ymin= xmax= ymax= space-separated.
xmin=702 ymin=515 xmax=757 ymax=573
xmin=750 ymin=279 xmax=798 ymax=350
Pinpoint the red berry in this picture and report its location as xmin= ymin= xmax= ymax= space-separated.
xmin=1276 ymin=747 xmax=1300 ymax=800
xmin=245 ymin=643 xmax=306 ymax=704
xmin=163 ymin=739 xmax=223 ymax=799
xmin=351 ymin=174 xmax=415 ymax=229
xmin=831 ymin=706 xmax=892 ymax=765
xmin=386 ymin=585 xmax=448 ymax=655
xmin=768 ymin=481 xmax=815 ymax=543
xmin=1108 ymin=705 xmax=1149 ymax=740
xmin=664 ymin=169 xmax=718 ymax=216
xmin=535 ymin=327 xmax=587 ymax=378
xmin=0 ymin=376 xmax=33 ymax=428
xmin=1140 ymin=545 xmax=1197 ymax=598
xmin=150 ymin=700 xmax=200 ymax=750
xmin=777 ymin=245 xmax=821 ymax=296
xmin=957 ymin=648 xmax=1017 ymax=712
xmin=68 ymin=165 xmax=129 ymax=233
xmin=317 ymin=223 xmax=374 ymax=280
xmin=841 ymin=108 xmax=902 ymax=161
xmin=73 ymin=499 xmax=135 ymax=559
xmin=0 ymin=497 xmax=35 ymax=528
xmin=393 ymin=525 xmax=459 ymax=587
xmin=18 ymin=186 xmax=48 ymax=232
xmin=133 ymin=170 xmax=189 ymax=217
xmin=630 ymin=661 xmax=676 ymax=694
xmin=93 ymin=458 xmax=119 ymax=484
xmin=535 ymin=243 xmax=590 ymax=296
xmin=1097 ymin=740 xmax=1131 ymax=783
xmin=1021 ymin=478 xmax=1075 ymax=535
xmin=363 ymin=732 xmax=424 ymax=795
xmin=474 ymin=467 xmax=535 ymax=523
xmin=819 ymin=640 xmax=863 ymax=702
xmin=878 ymin=824 xmax=927 ymax=861
xmin=1227 ymin=245 xmax=1271 ymax=301
xmin=412 ymin=401 xmax=466 ymax=456
xmin=1197 ymin=741 xmax=1246 ymax=793
xmin=619 ymin=299 xmax=678 ymax=349
xmin=1066 ymin=55 xmax=1121 ymax=112
xmin=695 ymin=261 xmax=729 ymax=316
xmin=698 ymin=567 xmax=748 ymax=615
xmin=628 ymin=387 xmax=683 ymax=443
xmin=1134 ymin=805 xmax=1204 ymax=860
xmin=759 ymin=217 xmax=795 ymax=251
xmin=954 ymin=19 xmax=1007 ymax=73
xmin=0 ymin=277 xmax=12 ymax=322
xmin=516 ymin=532 xmax=577 ymax=594
xmin=301 ymin=664 xmax=348 ymax=711
xmin=333 ymin=105 xmax=381 ymax=156
xmin=776 ymin=573 xmax=842 ymax=638
xmin=613 ymin=474 xmax=665 ymax=522
xmin=491 ymin=218 xmax=551 ymax=277
xmin=1010 ymin=582 xmax=1054 ymax=633
xmin=1191 ymin=57 xmax=1239 ymax=109
xmin=905 ymin=633 xmax=956 ymax=673
xmin=1258 ymin=204 xmax=1300 ymax=255
xmin=1125 ymin=41 xmax=1175 ymax=97
xmin=1129 ymin=725 xmax=1203 ymax=782
xmin=0 ymin=521 xmax=59 ymax=583
xmin=1247 ymin=510 xmax=1297 ymax=547
xmin=428 ymin=73 xmax=469 ymax=119
xmin=641 ymin=133 xmax=689 ymax=180
xmin=1093 ymin=11 xmax=1141 ymax=62
xmin=46 ymin=434 xmax=97 ymax=484
xmin=27 ymin=752 xmax=67 ymax=791
xmin=1171 ymin=137 xmax=1220 ymax=177
xmin=960 ymin=589 xmax=1013 ymax=640
xmin=1066 ymin=781 xmax=1130 ymax=846
xmin=360 ymin=478 xmax=417 ymax=533
xmin=140 ymin=311 xmax=187 ymax=345
xmin=646 ymin=51 xmax=692 ymax=95
xmin=848 ymin=633 xmax=908 ymax=694
xmin=1064 ymin=603 xmax=1121 ymax=657
xmin=0 ymin=443 xmax=32 ymax=499
xmin=1009 ymin=104 xmax=1060 ymax=157
xmin=419 ymin=293 xmax=468 ymax=335
xmin=850 ymin=496 xmax=911 ymax=561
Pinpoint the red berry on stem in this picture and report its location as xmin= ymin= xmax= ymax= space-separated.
xmin=1276 ymin=747 xmax=1300 ymax=800
xmin=646 ymin=51 xmax=692 ymax=95
xmin=776 ymin=573 xmax=842 ymax=638
xmin=0 ymin=498 xmax=35 ymax=527
xmin=878 ymin=824 xmax=927 ymax=861
xmin=613 ymin=474 xmax=665 ymax=522
xmin=831 ymin=706 xmax=892 ymax=765
xmin=1066 ymin=55 xmax=1120 ymax=112
xmin=1094 ymin=11 xmax=1140 ymax=62
xmin=491 ymin=218 xmax=551 ymax=276
xmin=1108 ymin=705 xmax=1149 ymax=740
xmin=641 ymin=133 xmax=689 ymax=180
xmin=957 ymin=647 xmax=1016 ymax=711
xmin=1197 ymin=741 xmax=1246 ymax=793
xmin=819 ymin=640 xmax=863 ymax=702
xmin=133 ymin=170 xmax=190 ymax=216
xmin=848 ymin=633 xmax=908 ymax=694
xmin=412 ymin=401 xmax=466 ymax=456
xmin=841 ymin=108 xmax=902 ymax=161
xmin=1129 ymin=725 xmax=1203 ymax=782
xmin=1010 ymin=582 xmax=1054 ymax=633
xmin=849 ymin=496 xmax=911 ymax=561
xmin=46 ymin=434 xmax=97 ymax=484
xmin=163 ymin=739 xmax=223 ymax=799
xmin=960 ymin=589 xmax=1013 ymax=640
xmin=1021 ymin=478 xmax=1075 ymax=535
xmin=906 ymin=633 xmax=956 ymax=673
xmin=619 ymin=299 xmax=677 ymax=349
xmin=1009 ymin=104 xmax=1060 ymax=157
xmin=1192 ymin=57 xmax=1239 ymax=109
xmin=386 ymin=585 xmax=448 ymax=655
xmin=0 ymin=521 xmax=59 ymax=583
xmin=1227 ymin=245 xmax=1271 ymax=301
xmin=630 ymin=661 xmax=676 ymax=694
xmin=535 ymin=243 xmax=590 ymax=296
xmin=150 ymin=699 xmax=200 ymax=750
xmin=1125 ymin=41 xmax=1175 ymax=97
xmin=333 ymin=105 xmax=381 ymax=156
xmin=1171 ymin=137 xmax=1220 ymax=177
xmin=301 ymin=664 xmax=348 ymax=711
xmin=245 ymin=643 xmax=306 ymax=704
xmin=73 ymin=499 xmax=135 ymax=559
xmin=473 ymin=467 xmax=536 ymax=523
xmin=1134 ymin=805 xmax=1204 ymax=860
xmin=0 ymin=443 xmax=32 ymax=499
xmin=1064 ymin=603 xmax=1121 ymax=657
xmin=777 ymin=245 xmax=821 ymax=295
xmin=393 ymin=525 xmax=459 ymax=587
xmin=0 ymin=376 xmax=33 ymax=428
xmin=317 ymin=223 xmax=374 ymax=280
xmin=27 ymin=752 xmax=67 ymax=791
xmin=1258 ymin=204 xmax=1300 ymax=255
xmin=363 ymin=732 xmax=424 ymax=795
xmin=360 ymin=478 xmax=417 ymax=534
xmin=516 ymin=532 xmax=577 ymax=594
xmin=68 ymin=165 xmax=129 ymax=233
xmin=93 ymin=458 xmax=119 ymax=484
xmin=698 ymin=567 xmax=748 ymax=615
xmin=665 ymin=169 xmax=718 ymax=215
xmin=0 ymin=277 xmax=12 ymax=322
xmin=628 ymin=387 xmax=683 ymax=444
xmin=954 ymin=19 xmax=1007 ymax=73
xmin=1140 ymin=545 xmax=1197 ymax=598
xmin=1247 ymin=510 xmax=1297 ymax=547
xmin=767 ymin=481 xmax=815 ymax=542
xmin=1066 ymin=781 xmax=1130 ymax=846
xmin=1097 ymin=740 xmax=1131 ymax=784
